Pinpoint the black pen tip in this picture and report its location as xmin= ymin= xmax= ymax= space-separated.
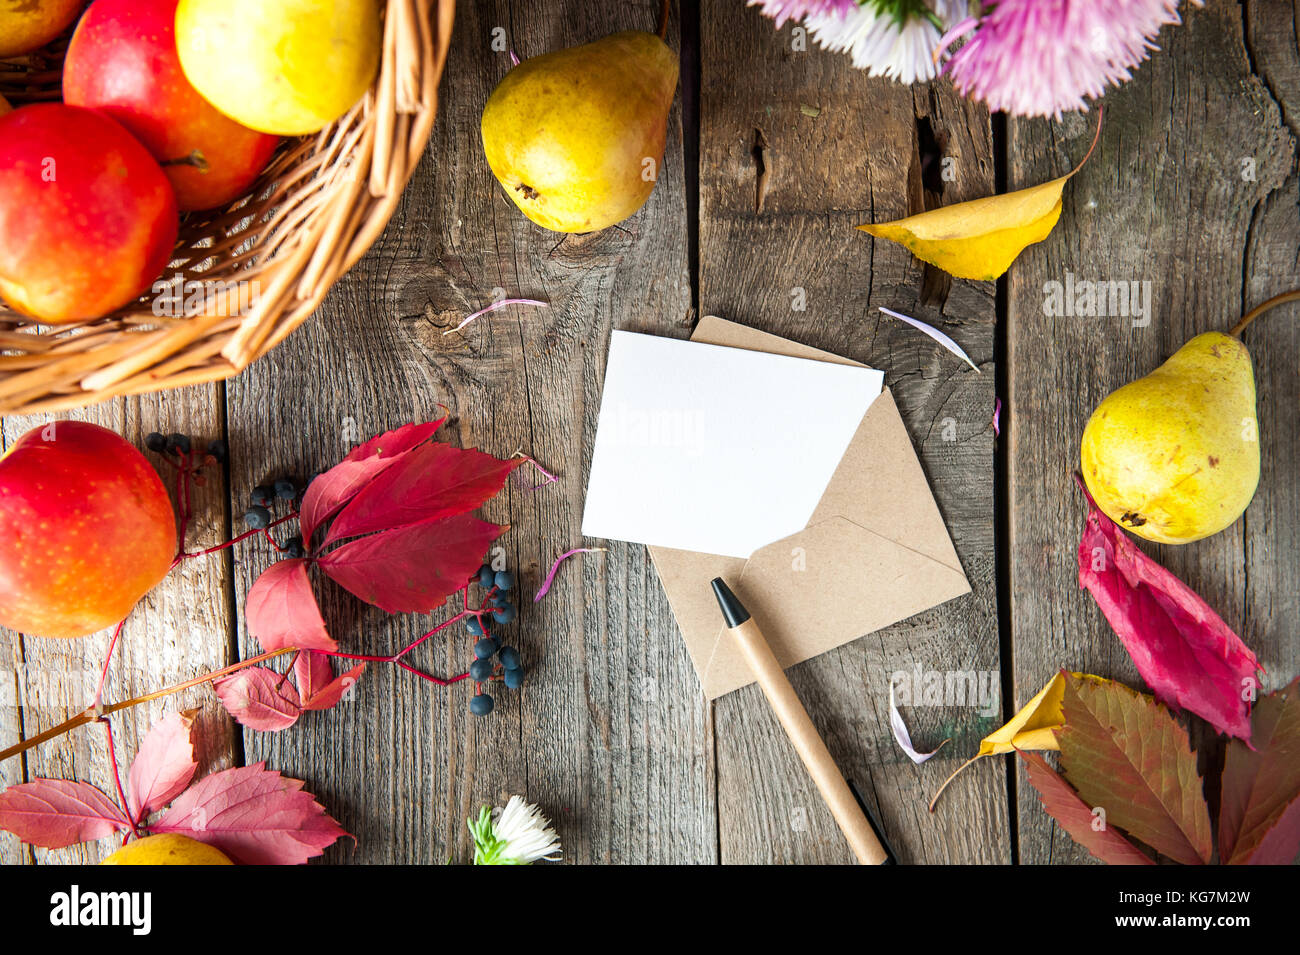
xmin=711 ymin=577 xmax=750 ymax=628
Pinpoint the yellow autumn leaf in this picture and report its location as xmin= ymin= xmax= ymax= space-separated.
xmin=861 ymin=113 xmax=1102 ymax=281
xmin=929 ymin=670 xmax=1111 ymax=812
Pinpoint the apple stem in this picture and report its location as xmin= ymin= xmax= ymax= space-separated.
xmin=1229 ymin=287 xmax=1300 ymax=336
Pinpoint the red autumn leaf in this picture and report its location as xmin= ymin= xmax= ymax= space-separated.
xmin=245 ymin=558 xmax=336 ymax=653
xmin=294 ymin=649 xmax=365 ymax=711
xmin=0 ymin=780 xmax=130 ymax=849
xmin=1219 ymin=678 xmax=1300 ymax=865
xmin=151 ymin=763 xmax=348 ymax=865
xmin=1076 ymin=482 xmax=1260 ymax=740
xmin=213 ymin=667 xmax=302 ymax=732
xmin=1057 ymin=673 xmax=1213 ymax=865
xmin=294 ymin=650 xmax=335 ymax=703
xmin=318 ymin=512 xmax=506 ymax=614
xmin=127 ymin=709 xmax=199 ymax=822
xmin=325 ymin=442 xmax=522 ymax=544
xmin=299 ymin=419 xmax=445 ymax=545
xmin=1020 ymin=751 xmax=1154 ymax=865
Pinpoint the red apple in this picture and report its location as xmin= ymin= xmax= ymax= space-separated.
xmin=0 ymin=422 xmax=176 ymax=639
xmin=0 ymin=0 xmax=83 ymax=57
xmin=62 ymin=0 xmax=279 ymax=211
xmin=0 ymin=104 xmax=178 ymax=323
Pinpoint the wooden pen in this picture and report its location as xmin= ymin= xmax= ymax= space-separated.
xmin=712 ymin=577 xmax=891 ymax=865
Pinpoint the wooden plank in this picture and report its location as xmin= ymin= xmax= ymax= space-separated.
xmin=0 ymin=387 xmax=237 ymax=863
xmin=225 ymin=0 xmax=714 ymax=864
xmin=699 ymin=6 xmax=1007 ymax=863
xmin=1007 ymin=0 xmax=1300 ymax=863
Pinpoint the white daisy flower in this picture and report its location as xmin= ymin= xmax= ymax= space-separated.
xmin=469 ymin=795 xmax=562 ymax=865
xmin=805 ymin=0 xmax=962 ymax=84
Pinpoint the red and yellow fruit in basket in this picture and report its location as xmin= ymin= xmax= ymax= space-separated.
xmin=0 ymin=104 xmax=179 ymax=323
xmin=0 ymin=0 xmax=384 ymax=325
xmin=63 ymin=0 xmax=281 ymax=212
xmin=174 ymin=0 xmax=381 ymax=136
xmin=0 ymin=421 xmax=177 ymax=639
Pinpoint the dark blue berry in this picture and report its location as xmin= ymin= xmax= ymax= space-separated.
xmin=466 ymin=617 xmax=486 ymax=637
xmin=275 ymin=478 xmax=298 ymax=500
xmin=489 ymin=593 xmax=505 ymax=607
xmin=499 ymin=646 xmax=521 ymax=670
xmin=494 ymin=570 xmax=514 ymax=591
xmin=243 ymin=506 xmax=271 ymax=529
xmin=167 ymin=433 xmax=191 ymax=454
xmin=492 ymin=602 xmax=517 ymax=625
xmin=284 ymin=535 xmax=304 ymax=558
xmin=469 ymin=693 xmax=494 ymax=716
xmin=473 ymin=637 xmax=499 ymax=660
xmin=477 ymin=565 xmax=495 ymax=588
xmin=469 ymin=658 xmax=494 ymax=681
xmin=251 ymin=485 xmax=275 ymax=507
xmin=145 ymin=432 xmax=167 ymax=453
xmin=503 ymin=667 xmax=524 ymax=690
xmin=206 ymin=438 xmax=228 ymax=463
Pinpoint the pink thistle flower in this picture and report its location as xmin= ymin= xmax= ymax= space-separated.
xmin=942 ymin=0 xmax=1198 ymax=118
xmin=748 ymin=0 xmax=859 ymax=29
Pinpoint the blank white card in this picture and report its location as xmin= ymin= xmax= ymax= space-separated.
xmin=581 ymin=331 xmax=883 ymax=559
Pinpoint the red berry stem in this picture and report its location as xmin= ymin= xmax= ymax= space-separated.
xmin=99 ymin=718 xmax=139 ymax=840
xmin=92 ymin=618 xmax=127 ymax=710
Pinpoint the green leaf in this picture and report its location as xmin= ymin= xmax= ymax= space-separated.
xmin=1058 ymin=674 xmax=1212 ymax=865
xmin=1219 ymin=678 xmax=1300 ymax=865
xmin=1019 ymin=751 xmax=1154 ymax=865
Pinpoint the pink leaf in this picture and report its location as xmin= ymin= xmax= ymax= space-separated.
xmin=888 ymin=680 xmax=949 ymax=764
xmin=442 ymin=297 xmax=547 ymax=336
xmin=299 ymin=419 xmax=445 ymax=545
xmin=325 ymin=442 xmax=523 ymax=544
xmin=213 ymin=667 xmax=302 ymax=732
xmin=294 ymin=650 xmax=335 ymax=703
xmin=245 ymin=558 xmax=336 ymax=653
xmin=152 ymin=763 xmax=348 ymax=865
xmin=534 ymin=546 xmax=605 ymax=602
xmin=1076 ymin=480 xmax=1260 ymax=740
xmin=302 ymin=664 xmax=366 ymax=712
xmin=0 ymin=780 xmax=130 ymax=849
xmin=318 ymin=513 xmax=506 ymax=614
xmin=294 ymin=650 xmax=366 ymax=711
xmin=127 ymin=710 xmax=199 ymax=822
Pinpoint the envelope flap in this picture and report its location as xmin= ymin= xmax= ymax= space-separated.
xmin=809 ymin=389 xmax=962 ymax=574
xmin=697 ymin=516 xmax=971 ymax=699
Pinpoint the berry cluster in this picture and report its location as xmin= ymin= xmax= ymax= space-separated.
xmin=466 ymin=563 xmax=525 ymax=716
xmin=145 ymin=431 xmax=227 ymax=465
xmin=242 ymin=477 xmax=304 ymax=555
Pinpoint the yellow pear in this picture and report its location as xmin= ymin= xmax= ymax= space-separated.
xmin=175 ymin=0 xmax=380 ymax=136
xmin=480 ymin=31 xmax=678 ymax=233
xmin=1080 ymin=332 xmax=1259 ymax=544
xmin=101 ymin=833 xmax=233 ymax=865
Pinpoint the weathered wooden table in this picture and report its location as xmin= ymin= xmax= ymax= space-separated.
xmin=3 ymin=0 xmax=1298 ymax=865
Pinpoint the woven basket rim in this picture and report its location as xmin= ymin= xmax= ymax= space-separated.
xmin=0 ymin=0 xmax=455 ymax=415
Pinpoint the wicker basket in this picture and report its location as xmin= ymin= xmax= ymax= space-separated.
xmin=0 ymin=0 xmax=454 ymax=414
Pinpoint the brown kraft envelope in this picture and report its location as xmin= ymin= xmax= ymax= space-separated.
xmin=648 ymin=316 xmax=971 ymax=699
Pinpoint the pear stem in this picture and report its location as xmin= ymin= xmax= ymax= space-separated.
xmin=658 ymin=0 xmax=669 ymax=39
xmin=1230 ymin=287 xmax=1300 ymax=336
